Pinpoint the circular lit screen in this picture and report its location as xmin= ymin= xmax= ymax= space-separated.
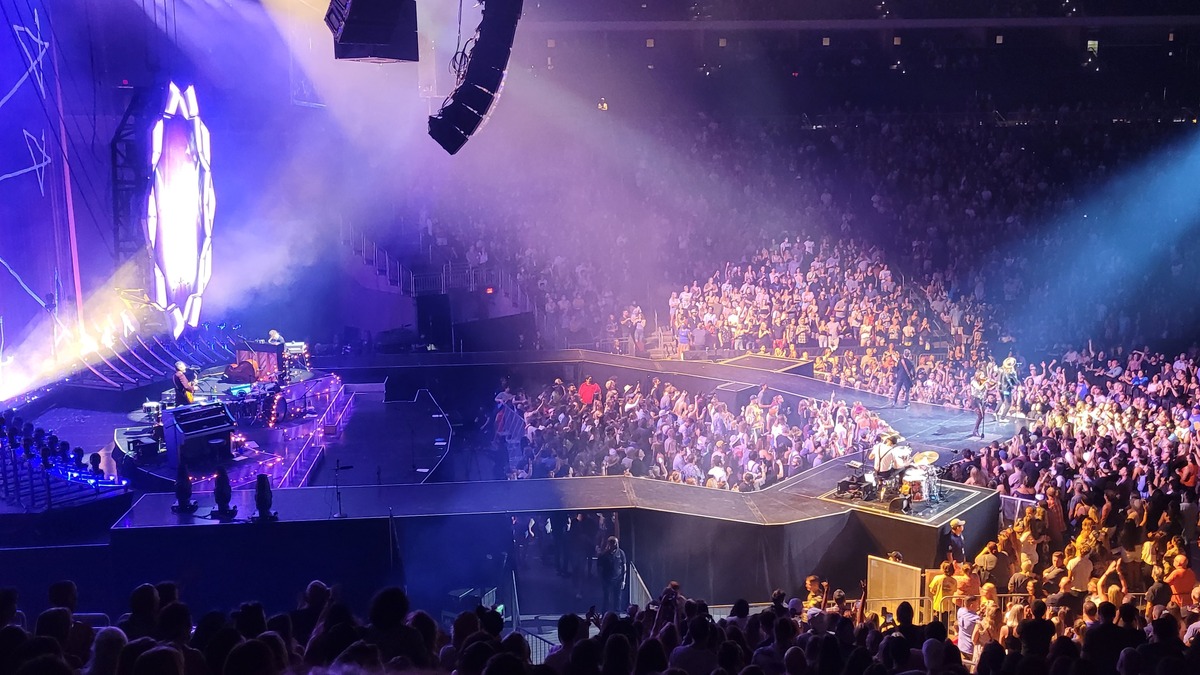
xmin=146 ymin=82 xmax=215 ymax=338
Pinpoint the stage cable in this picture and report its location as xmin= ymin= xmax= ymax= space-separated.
xmin=171 ymin=0 xmax=179 ymax=78
xmin=140 ymin=0 xmax=151 ymax=73
xmin=455 ymin=0 xmax=463 ymax=56
xmin=449 ymin=0 xmax=481 ymax=84
xmin=84 ymin=0 xmax=98 ymax=148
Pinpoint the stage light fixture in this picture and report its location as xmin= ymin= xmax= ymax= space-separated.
xmin=172 ymin=462 xmax=198 ymax=513
xmin=211 ymin=465 xmax=237 ymax=519
xmin=253 ymin=473 xmax=278 ymax=522
xmin=428 ymin=0 xmax=524 ymax=155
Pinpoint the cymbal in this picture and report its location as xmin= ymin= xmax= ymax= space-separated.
xmin=911 ymin=451 xmax=940 ymax=467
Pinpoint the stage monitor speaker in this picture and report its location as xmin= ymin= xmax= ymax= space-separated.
xmin=428 ymin=0 xmax=523 ymax=154
xmin=132 ymin=437 xmax=159 ymax=462
xmin=715 ymin=382 xmax=757 ymax=413
xmin=325 ymin=0 xmax=419 ymax=63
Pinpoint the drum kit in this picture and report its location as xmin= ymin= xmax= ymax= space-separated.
xmin=867 ymin=448 xmax=945 ymax=512
xmin=141 ymin=401 xmax=162 ymax=425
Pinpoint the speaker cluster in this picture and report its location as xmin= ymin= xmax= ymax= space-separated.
xmin=428 ymin=0 xmax=524 ymax=155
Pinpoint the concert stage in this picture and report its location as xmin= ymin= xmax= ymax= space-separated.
xmin=719 ymin=353 xmax=816 ymax=378
xmin=314 ymin=349 xmax=1022 ymax=456
xmin=777 ymin=452 xmax=992 ymax=525
xmin=306 ymin=387 xmax=453 ymax=487
xmin=5 ymin=348 xmax=1006 ymax=618
xmin=109 ymin=451 xmax=997 ymax=610
xmin=113 ymin=371 xmax=349 ymax=491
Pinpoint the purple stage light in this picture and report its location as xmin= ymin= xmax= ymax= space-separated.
xmin=147 ymin=83 xmax=216 ymax=338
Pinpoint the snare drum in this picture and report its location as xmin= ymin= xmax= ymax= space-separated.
xmin=901 ymin=468 xmax=927 ymax=502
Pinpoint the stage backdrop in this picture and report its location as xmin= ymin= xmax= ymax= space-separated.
xmin=0 ymin=0 xmax=73 ymax=349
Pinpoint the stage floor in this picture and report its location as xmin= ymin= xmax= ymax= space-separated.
xmin=818 ymin=484 xmax=972 ymax=522
xmin=1 ymin=349 xmax=1016 ymax=614
xmin=306 ymin=391 xmax=450 ymax=487
xmin=110 ymin=372 xmax=347 ymax=490
xmin=316 ymin=349 xmax=1021 ymax=456
xmin=112 ymin=455 xmax=993 ymax=531
xmin=775 ymin=452 xmax=993 ymax=527
xmin=103 ymin=351 xmax=1006 ymax=528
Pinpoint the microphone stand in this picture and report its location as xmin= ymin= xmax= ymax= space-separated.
xmin=333 ymin=458 xmax=353 ymax=519
xmin=978 ymin=394 xmax=987 ymax=438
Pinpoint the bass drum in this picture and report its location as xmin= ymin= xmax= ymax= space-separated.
xmin=271 ymin=395 xmax=289 ymax=426
xmin=901 ymin=468 xmax=927 ymax=502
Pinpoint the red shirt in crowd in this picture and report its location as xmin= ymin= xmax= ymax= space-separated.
xmin=579 ymin=379 xmax=601 ymax=406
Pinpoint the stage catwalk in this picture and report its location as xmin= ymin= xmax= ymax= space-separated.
xmin=317 ymin=348 xmax=1022 ymax=454
xmin=306 ymin=389 xmax=452 ymax=487
xmin=95 ymin=349 xmax=1006 ymax=608
xmin=110 ymin=467 xmax=998 ymax=608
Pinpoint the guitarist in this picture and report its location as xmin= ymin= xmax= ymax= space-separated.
xmin=890 ymin=349 xmax=915 ymax=408
xmin=173 ymin=361 xmax=195 ymax=406
xmin=997 ymin=357 xmax=1020 ymax=419
xmin=969 ymin=371 xmax=988 ymax=439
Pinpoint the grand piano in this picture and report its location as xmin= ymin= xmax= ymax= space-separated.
xmin=232 ymin=339 xmax=284 ymax=382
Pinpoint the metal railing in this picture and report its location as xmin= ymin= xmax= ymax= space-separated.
xmin=999 ymin=494 xmax=1038 ymax=529
xmin=511 ymin=566 xmax=558 ymax=665
xmin=628 ymin=562 xmax=654 ymax=611
xmin=277 ymin=381 xmax=353 ymax=489
xmin=518 ymin=627 xmax=558 ymax=665
xmin=349 ymin=228 xmax=415 ymax=295
xmin=866 ymin=591 xmax=1149 ymax=622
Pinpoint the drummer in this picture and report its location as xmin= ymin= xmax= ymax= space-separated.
xmin=869 ymin=433 xmax=909 ymax=480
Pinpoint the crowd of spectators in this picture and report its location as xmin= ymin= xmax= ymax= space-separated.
xmin=901 ymin=339 xmax=1200 ymax=673
xmin=408 ymin=107 xmax=1190 ymax=330
xmin=453 ymin=104 xmax=1200 ymax=675
xmin=10 ymin=566 xmax=1200 ymax=675
xmin=663 ymin=233 xmax=993 ymax=410
xmin=499 ymin=375 xmax=888 ymax=490
xmin=667 ymin=238 xmax=917 ymax=357
xmin=398 ymin=105 xmax=1199 ymax=412
xmin=658 ymin=112 xmax=1200 ymax=412
xmin=842 ymin=117 xmax=1200 ymax=367
xmin=418 ymin=103 xmax=1200 ymax=519
xmin=0 ymin=578 xmax=534 ymax=675
xmin=541 ymin=589 xmax=1200 ymax=675
xmin=370 ymin=91 xmax=1200 ymax=675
